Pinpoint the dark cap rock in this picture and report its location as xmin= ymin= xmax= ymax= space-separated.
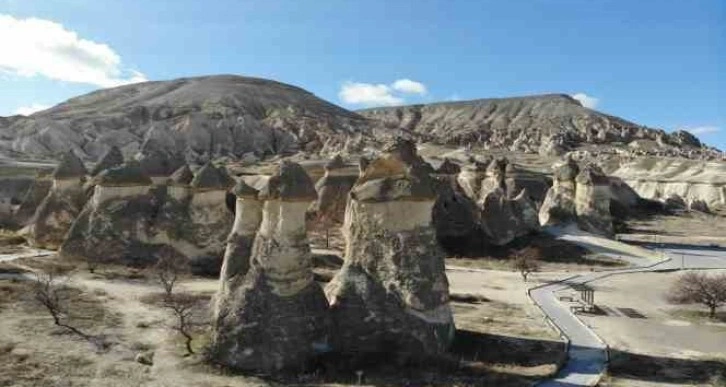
xmin=191 ymin=162 xmax=233 ymax=190
xmin=52 ymin=150 xmax=87 ymax=179
xmin=97 ymin=162 xmax=153 ymax=186
xmin=170 ymin=164 xmax=194 ymax=186
xmin=258 ymin=160 xmax=317 ymax=201
xmin=90 ymin=146 xmax=124 ymax=176
xmin=233 ymin=179 xmax=259 ymax=198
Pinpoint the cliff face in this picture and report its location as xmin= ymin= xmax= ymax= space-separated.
xmin=0 ymin=75 xmax=368 ymax=163
xmin=604 ymin=156 xmax=726 ymax=208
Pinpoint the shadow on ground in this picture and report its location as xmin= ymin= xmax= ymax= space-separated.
xmin=209 ymin=329 xmax=565 ymax=387
xmin=605 ymin=349 xmax=726 ymax=386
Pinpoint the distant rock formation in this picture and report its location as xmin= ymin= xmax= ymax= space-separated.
xmin=155 ymin=162 xmax=234 ymax=275
xmin=325 ymin=139 xmax=454 ymax=360
xmin=436 ymin=156 xmax=539 ymax=249
xmin=210 ymin=161 xmax=329 ymax=373
xmin=24 ymin=151 xmax=88 ymax=248
xmin=310 ymin=154 xmax=357 ymax=224
xmin=539 ymin=158 xmax=615 ymax=236
xmin=60 ymin=162 xmax=157 ymax=264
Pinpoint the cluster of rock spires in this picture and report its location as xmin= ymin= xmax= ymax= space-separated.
xmin=209 ymin=142 xmax=454 ymax=372
xmin=538 ymin=157 xmax=616 ymax=236
xmin=20 ymin=146 xmax=234 ymax=274
xmin=433 ymin=155 xmax=541 ymax=251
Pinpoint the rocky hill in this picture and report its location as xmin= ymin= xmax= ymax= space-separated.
xmin=1 ymin=76 xmax=721 ymax=165
xmin=359 ymin=95 xmax=718 ymax=158
xmin=0 ymin=75 xmax=368 ymax=162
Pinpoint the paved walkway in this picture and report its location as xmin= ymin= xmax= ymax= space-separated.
xmin=532 ymin=226 xmax=726 ymax=386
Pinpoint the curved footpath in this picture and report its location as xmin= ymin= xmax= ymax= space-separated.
xmin=532 ymin=226 xmax=726 ymax=387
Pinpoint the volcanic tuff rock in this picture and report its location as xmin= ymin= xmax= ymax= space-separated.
xmin=0 ymin=75 xmax=368 ymax=163
xmin=359 ymin=94 xmax=719 ymax=158
xmin=23 ymin=151 xmax=88 ymax=248
xmin=435 ymin=156 xmax=540 ymax=249
xmin=325 ymin=139 xmax=454 ymax=359
xmin=60 ymin=162 xmax=158 ymax=264
xmin=310 ymin=154 xmax=357 ymax=224
xmin=539 ymin=158 xmax=617 ymax=236
xmin=210 ymin=161 xmax=328 ymax=373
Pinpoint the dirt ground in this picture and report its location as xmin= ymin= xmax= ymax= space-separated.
xmin=0 ymin=251 xmax=565 ymax=387
xmin=622 ymin=209 xmax=726 ymax=247
xmin=565 ymin=270 xmax=726 ymax=386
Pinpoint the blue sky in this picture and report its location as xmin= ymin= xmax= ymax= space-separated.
xmin=1 ymin=0 xmax=724 ymax=149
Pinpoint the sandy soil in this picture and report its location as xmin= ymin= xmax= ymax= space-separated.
xmin=0 ymin=253 xmax=565 ymax=387
xmin=566 ymin=270 xmax=726 ymax=386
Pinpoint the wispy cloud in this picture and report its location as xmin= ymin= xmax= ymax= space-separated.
xmin=339 ymin=78 xmax=428 ymax=107
xmin=571 ymin=93 xmax=599 ymax=109
xmin=681 ymin=126 xmax=720 ymax=135
xmin=13 ymin=103 xmax=50 ymax=116
xmin=0 ymin=14 xmax=146 ymax=87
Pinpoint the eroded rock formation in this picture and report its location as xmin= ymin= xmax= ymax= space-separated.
xmin=60 ymin=162 xmax=157 ymax=263
xmin=325 ymin=139 xmax=454 ymax=360
xmin=210 ymin=161 xmax=328 ymax=373
xmin=539 ymin=158 xmax=615 ymax=236
xmin=24 ymin=151 xmax=88 ymax=248
xmin=310 ymin=154 xmax=357 ymax=224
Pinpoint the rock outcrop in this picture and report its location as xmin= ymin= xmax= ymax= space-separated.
xmin=325 ymin=139 xmax=454 ymax=360
xmin=24 ymin=151 xmax=88 ymax=248
xmin=60 ymin=162 xmax=157 ymax=264
xmin=436 ymin=156 xmax=539 ymax=248
xmin=210 ymin=161 xmax=328 ymax=373
xmin=310 ymin=154 xmax=357 ymax=224
xmin=90 ymin=146 xmax=124 ymax=176
xmin=156 ymin=162 xmax=234 ymax=275
xmin=539 ymin=158 xmax=615 ymax=236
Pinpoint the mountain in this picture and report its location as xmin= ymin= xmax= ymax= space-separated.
xmin=359 ymin=94 xmax=714 ymax=157
xmin=0 ymin=77 xmax=718 ymax=164
xmin=0 ymin=75 xmax=368 ymax=162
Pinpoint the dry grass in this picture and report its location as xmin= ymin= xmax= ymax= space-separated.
xmin=602 ymin=350 xmax=726 ymax=386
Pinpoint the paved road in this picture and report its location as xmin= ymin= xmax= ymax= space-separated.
xmin=533 ymin=230 xmax=726 ymax=387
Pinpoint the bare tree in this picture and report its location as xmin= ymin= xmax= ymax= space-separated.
xmin=668 ymin=271 xmax=726 ymax=318
xmin=33 ymin=271 xmax=90 ymax=340
xmin=163 ymin=293 xmax=202 ymax=356
xmin=512 ymin=248 xmax=541 ymax=282
xmin=153 ymin=247 xmax=189 ymax=298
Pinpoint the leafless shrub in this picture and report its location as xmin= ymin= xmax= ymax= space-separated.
xmin=153 ymin=247 xmax=190 ymax=298
xmin=163 ymin=293 xmax=205 ymax=356
xmin=668 ymin=271 xmax=726 ymax=318
xmin=33 ymin=271 xmax=90 ymax=340
xmin=512 ymin=247 xmax=540 ymax=282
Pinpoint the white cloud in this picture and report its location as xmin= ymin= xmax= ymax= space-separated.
xmin=339 ymin=81 xmax=404 ymax=107
xmin=339 ymin=78 xmax=429 ymax=107
xmin=13 ymin=103 xmax=50 ymax=116
xmin=571 ymin=93 xmax=599 ymax=109
xmin=682 ymin=126 xmax=720 ymax=135
xmin=392 ymin=78 xmax=427 ymax=95
xmin=0 ymin=14 xmax=146 ymax=87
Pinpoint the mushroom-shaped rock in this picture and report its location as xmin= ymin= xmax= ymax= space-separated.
xmin=191 ymin=163 xmax=234 ymax=191
xmin=325 ymin=143 xmax=454 ymax=360
xmin=538 ymin=157 xmax=580 ymax=226
xmin=90 ymin=146 xmax=124 ymax=176
xmin=137 ymin=150 xmax=182 ymax=184
xmin=168 ymin=164 xmax=194 ymax=201
xmin=312 ymin=154 xmax=357 ymax=224
xmin=60 ymin=162 xmax=156 ymax=265
xmin=25 ymin=151 xmax=88 ymax=248
xmin=574 ymin=164 xmax=614 ymax=236
xmin=209 ymin=161 xmax=328 ymax=373
xmin=456 ymin=156 xmax=490 ymax=200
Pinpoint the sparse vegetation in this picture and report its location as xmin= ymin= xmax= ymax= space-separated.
xmin=513 ymin=247 xmax=540 ymax=282
xmin=668 ymin=271 xmax=726 ymax=318
xmin=33 ymin=271 xmax=91 ymax=340
xmin=152 ymin=247 xmax=190 ymax=297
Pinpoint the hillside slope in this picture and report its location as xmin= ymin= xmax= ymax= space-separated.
xmin=359 ymin=94 xmax=712 ymax=157
xmin=0 ymin=75 xmax=368 ymax=162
